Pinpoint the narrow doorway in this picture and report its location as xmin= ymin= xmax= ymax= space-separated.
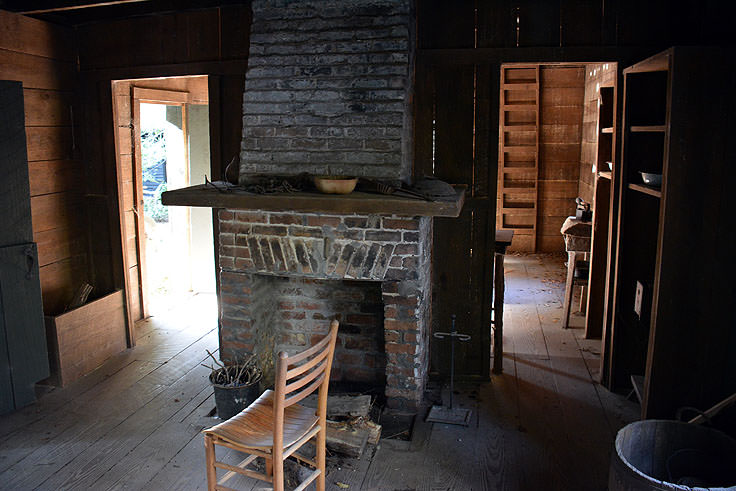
xmin=495 ymin=61 xmax=618 ymax=373
xmin=112 ymin=75 xmax=214 ymax=326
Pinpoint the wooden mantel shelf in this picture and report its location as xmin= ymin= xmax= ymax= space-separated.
xmin=162 ymin=183 xmax=466 ymax=218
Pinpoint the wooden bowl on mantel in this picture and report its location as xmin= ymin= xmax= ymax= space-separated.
xmin=313 ymin=176 xmax=358 ymax=194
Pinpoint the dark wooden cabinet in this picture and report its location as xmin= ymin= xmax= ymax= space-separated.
xmin=604 ymin=48 xmax=736 ymax=419
xmin=0 ymin=80 xmax=49 ymax=414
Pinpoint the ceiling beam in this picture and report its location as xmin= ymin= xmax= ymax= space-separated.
xmin=19 ymin=0 xmax=151 ymax=15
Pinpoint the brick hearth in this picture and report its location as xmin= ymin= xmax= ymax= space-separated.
xmin=217 ymin=209 xmax=431 ymax=413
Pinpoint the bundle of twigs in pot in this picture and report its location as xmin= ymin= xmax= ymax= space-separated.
xmin=204 ymin=350 xmax=263 ymax=419
xmin=203 ymin=350 xmax=262 ymax=387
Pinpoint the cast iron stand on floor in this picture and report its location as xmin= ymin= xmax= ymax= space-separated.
xmin=426 ymin=314 xmax=472 ymax=426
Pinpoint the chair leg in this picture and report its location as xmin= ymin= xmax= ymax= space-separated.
xmin=204 ymin=435 xmax=217 ymax=491
xmin=265 ymin=457 xmax=273 ymax=477
xmin=316 ymin=426 xmax=326 ymax=491
xmin=272 ymin=447 xmax=284 ymax=491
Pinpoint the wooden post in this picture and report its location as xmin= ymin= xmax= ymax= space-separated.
xmin=492 ymin=251 xmax=505 ymax=374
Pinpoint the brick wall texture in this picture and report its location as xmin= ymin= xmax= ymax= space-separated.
xmin=218 ymin=209 xmax=432 ymax=413
xmin=239 ymin=0 xmax=414 ymax=182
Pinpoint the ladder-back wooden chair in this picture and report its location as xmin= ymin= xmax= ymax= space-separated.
xmin=203 ymin=320 xmax=339 ymax=491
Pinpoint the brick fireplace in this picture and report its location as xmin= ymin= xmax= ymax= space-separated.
xmin=161 ymin=0 xmax=464 ymax=415
xmin=217 ymin=210 xmax=432 ymax=413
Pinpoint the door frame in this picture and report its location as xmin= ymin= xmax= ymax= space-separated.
xmin=131 ymin=87 xmax=190 ymax=321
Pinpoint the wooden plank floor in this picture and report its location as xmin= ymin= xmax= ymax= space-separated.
xmin=0 ymin=255 xmax=638 ymax=490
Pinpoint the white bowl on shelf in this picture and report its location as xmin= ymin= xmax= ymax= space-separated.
xmin=639 ymin=171 xmax=662 ymax=187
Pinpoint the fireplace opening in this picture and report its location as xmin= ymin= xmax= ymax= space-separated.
xmin=221 ymin=274 xmax=387 ymax=400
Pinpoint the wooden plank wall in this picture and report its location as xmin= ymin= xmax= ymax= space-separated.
xmin=579 ymin=63 xmax=617 ymax=204
xmin=0 ymin=11 xmax=88 ymax=315
xmin=537 ymin=66 xmax=584 ymax=252
xmin=75 ymin=6 xmax=250 ymax=340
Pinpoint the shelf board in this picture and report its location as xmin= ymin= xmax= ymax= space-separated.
xmin=162 ymin=183 xmax=467 ymax=217
xmin=503 ymin=124 xmax=536 ymax=131
xmin=502 ymin=83 xmax=537 ymax=90
xmin=598 ymin=171 xmax=612 ymax=180
xmin=630 ymin=125 xmax=666 ymax=133
xmin=628 ymin=182 xmax=662 ymax=198
xmin=601 ymin=127 xmax=614 ymax=134
xmin=502 ymin=103 xmax=537 ymax=110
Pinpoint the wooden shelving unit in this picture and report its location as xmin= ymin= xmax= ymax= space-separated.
xmin=496 ymin=64 xmax=540 ymax=251
xmin=585 ymin=85 xmax=616 ymax=340
xmin=604 ymin=47 xmax=736 ymax=419
xmin=627 ymin=183 xmax=662 ymax=198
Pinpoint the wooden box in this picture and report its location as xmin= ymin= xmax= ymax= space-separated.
xmin=44 ymin=290 xmax=128 ymax=387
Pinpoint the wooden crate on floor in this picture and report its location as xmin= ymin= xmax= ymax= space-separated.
xmin=44 ymin=289 xmax=127 ymax=387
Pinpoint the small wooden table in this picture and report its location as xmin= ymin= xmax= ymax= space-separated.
xmin=560 ymin=217 xmax=592 ymax=329
xmin=492 ymin=230 xmax=513 ymax=374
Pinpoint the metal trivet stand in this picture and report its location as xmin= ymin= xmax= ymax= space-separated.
xmin=426 ymin=314 xmax=472 ymax=426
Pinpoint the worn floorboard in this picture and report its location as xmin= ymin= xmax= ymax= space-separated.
xmin=0 ymin=258 xmax=638 ymax=490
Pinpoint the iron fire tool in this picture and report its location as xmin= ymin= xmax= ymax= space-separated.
xmin=426 ymin=314 xmax=472 ymax=426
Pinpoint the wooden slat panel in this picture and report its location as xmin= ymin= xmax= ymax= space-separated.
xmin=34 ymin=226 xmax=86 ymax=268
xmin=541 ymin=66 xmax=586 ymax=87
xmin=560 ymin=0 xmax=602 ymax=46
xmin=536 ymin=198 xmax=575 ymax=217
xmin=537 ymin=234 xmax=565 ymax=252
xmin=126 ymin=236 xmax=138 ymax=271
xmin=509 ymin=233 xmax=534 ymax=252
xmin=541 ymin=105 xmax=586 ymax=125
xmin=30 ymin=192 xmax=82 ymax=234
xmin=538 ymin=215 xmax=569 ymax=236
xmin=474 ymin=64 xmax=493 ymax=198
xmin=0 ymin=10 xmax=75 ymax=61
xmin=540 ymin=143 xmax=581 ymax=162
xmin=539 ymin=180 xmax=578 ymax=199
xmin=115 ymin=95 xmax=132 ymax=127
xmin=25 ymin=126 xmax=73 ymax=162
xmin=516 ymin=0 xmax=559 ymax=47
xmin=122 ymin=180 xmax=135 ymax=211
xmin=28 ymin=160 xmax=81 ymax=196
xmin=117 ymin=126 xmax=133 ymax=156
xmin=44 ymin=290 xmax=127 ymax=387
xmin=124 ymin=210 xmax=137 ymax=239
xmin=39 ymin=255 xmax=87 ymax=315
xmin=23 ymin=89 xmax=73 ymax=127
xmin=128 ymin=265 xmax=142 ymax=321
xmin=0 ymin=80 xmax=34 ymax=248
xmin=540 ymin=124 xmax=583 ymax=144
xmin=541 ymin=87 xmax=585 ymax=107
xmin=174 ymin=10 xmax=220 ymax=64
xmin=434 ymin=65 xmax=476 ymax=184
xmin=0 ymin=50 xmax=76 ymax=90
xmin=220 ymin=5 xmax=253 ymax=60
xmin=539 ymin=161 xmax=579 ymax=181
xmin=77 ymin=15 xmax=179 ymax=69
xmin=119 ymin=154 xmax=133 ymax=184
xmin=417 ymin=0 xmax=475 ymax=49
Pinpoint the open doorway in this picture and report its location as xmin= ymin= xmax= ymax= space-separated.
xmin=495 ymin=61 xmax=618 ymax=369
xmin=112 ymin=75 xmax=214 ymax=326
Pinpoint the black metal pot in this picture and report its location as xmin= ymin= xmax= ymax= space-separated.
xmin=209 ymin=371 xmax=261 ymax=420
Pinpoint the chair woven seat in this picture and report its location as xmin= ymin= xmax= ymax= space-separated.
xmin=204 ymin=390 xmax=318 ymax=449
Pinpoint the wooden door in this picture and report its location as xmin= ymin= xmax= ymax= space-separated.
xmin=0 ymin=80 xmax=49 ymax=412
xmin=415 ymin=62 xmax=496 ymax=379
xmin=114 ymin=86 xmax=189 ymax=326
